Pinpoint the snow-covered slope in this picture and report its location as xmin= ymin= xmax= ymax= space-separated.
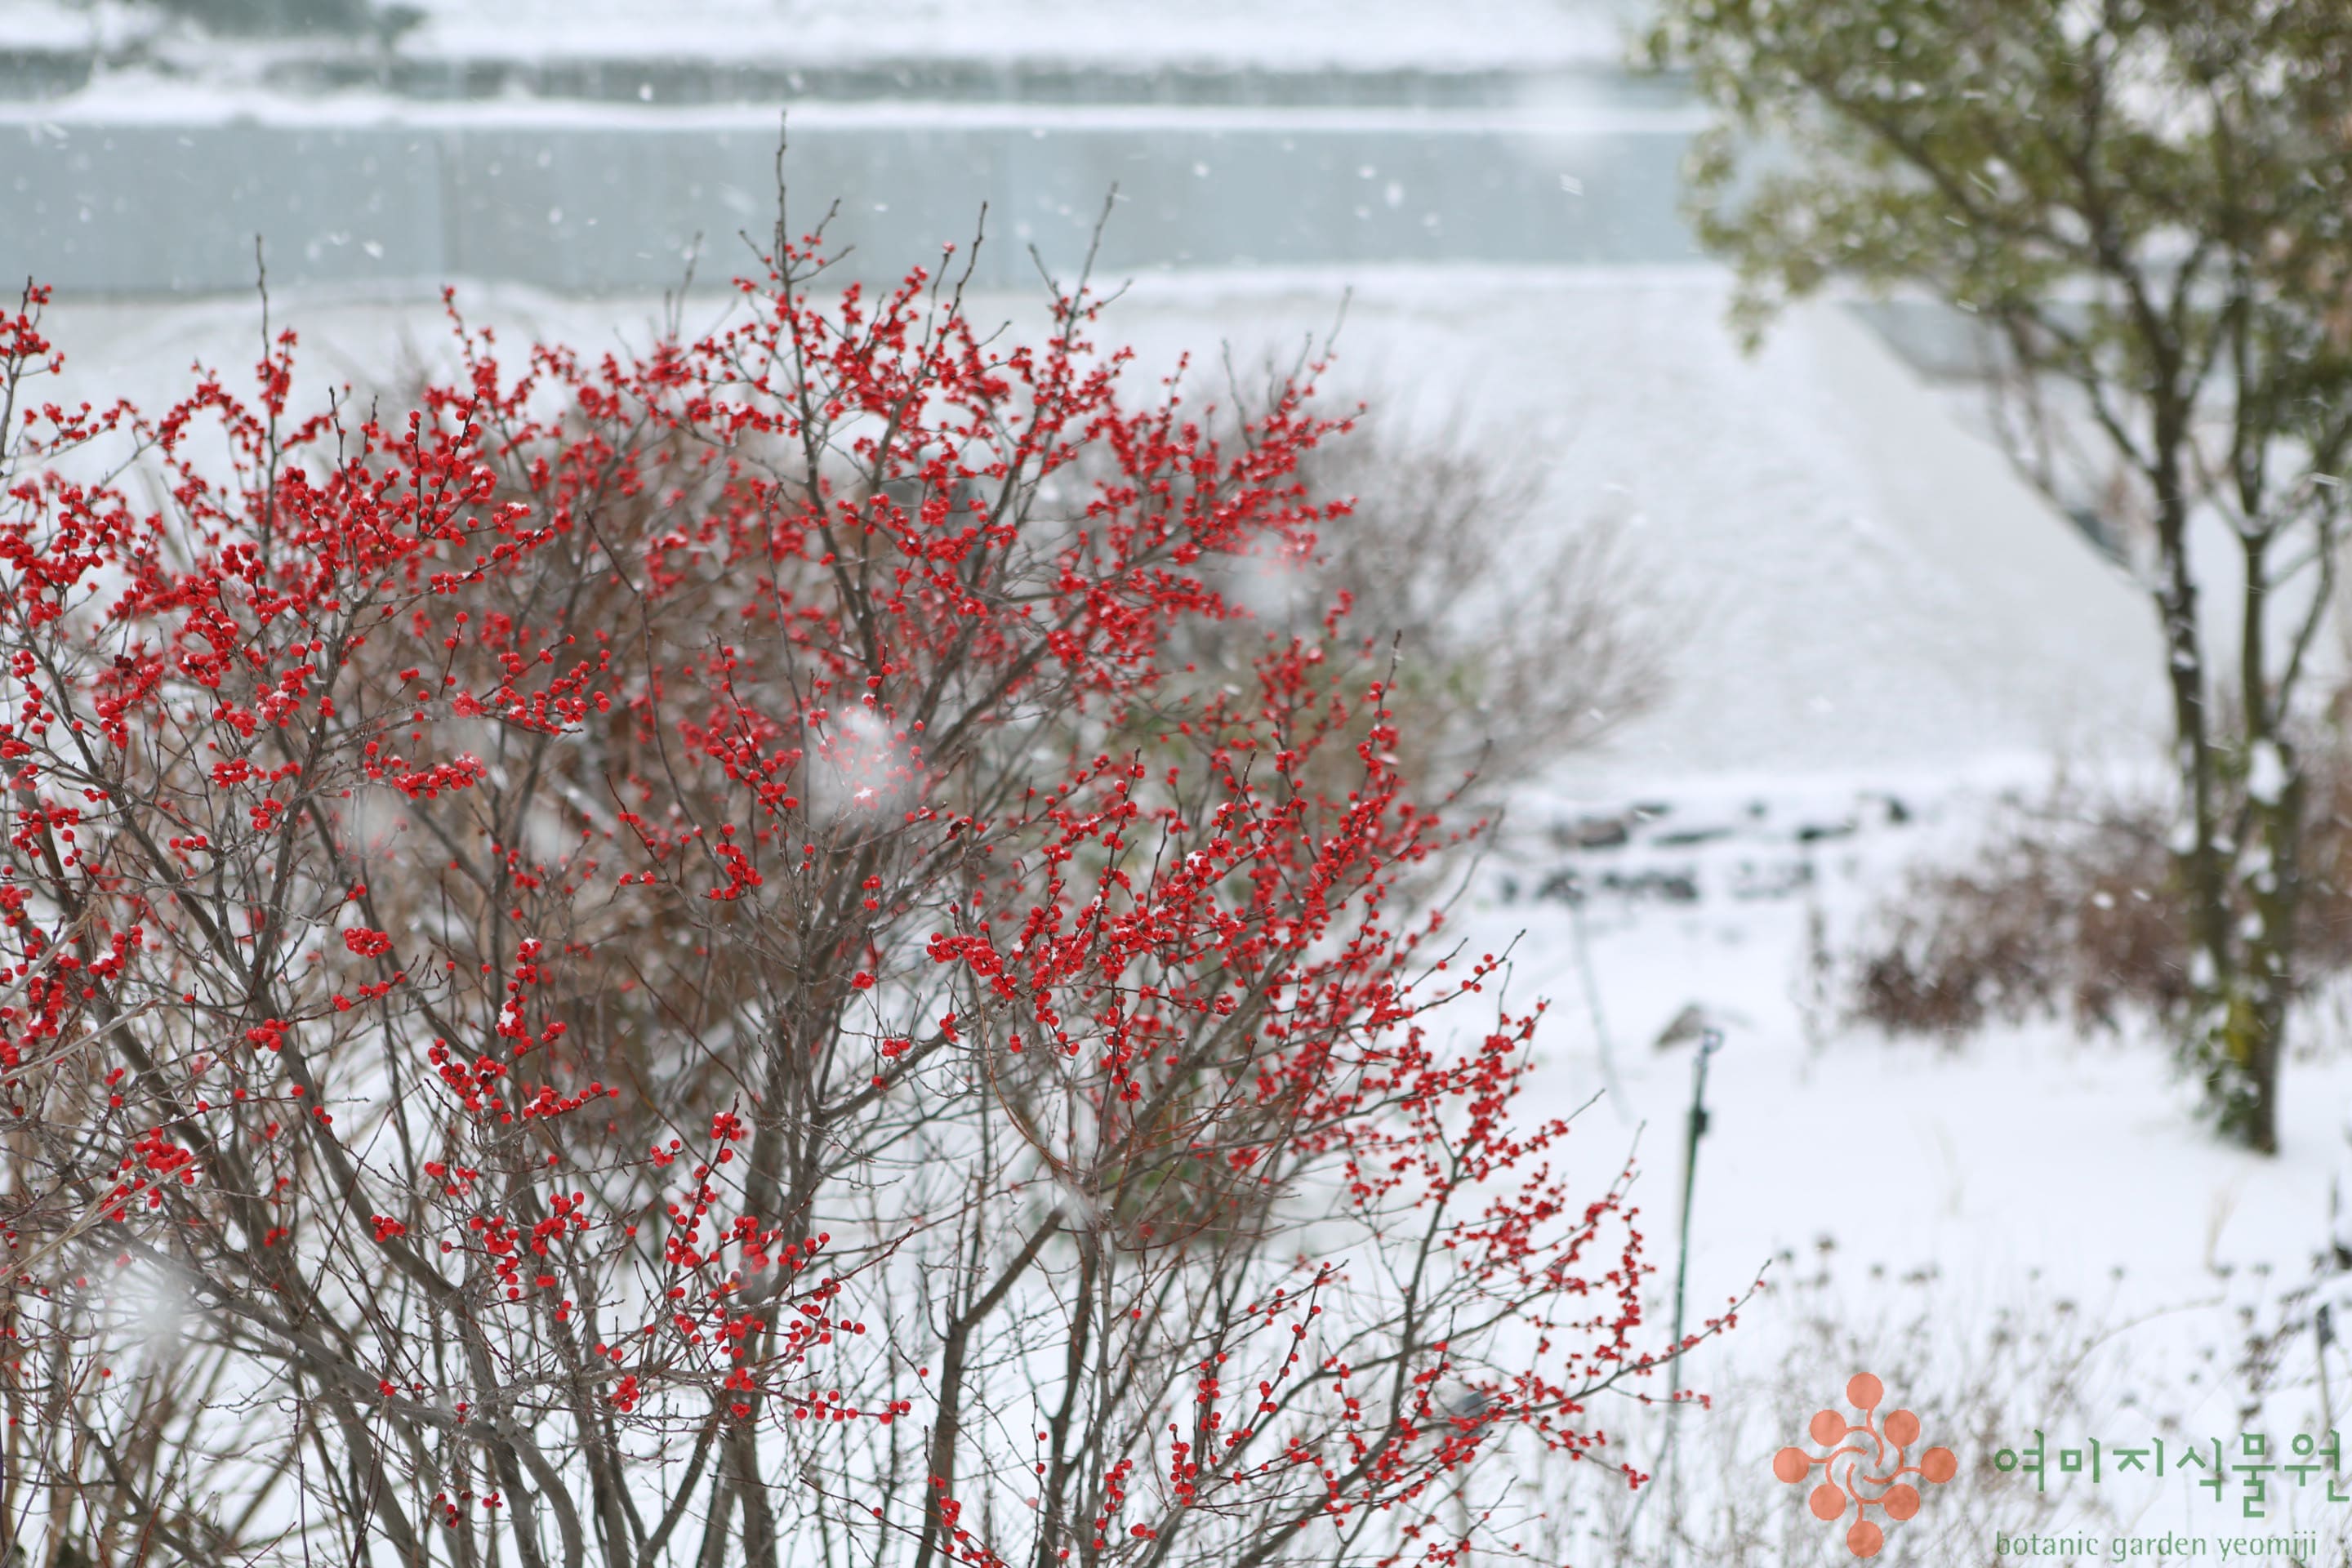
xmin=1095 ymin=268 xmax=2169 ymax=791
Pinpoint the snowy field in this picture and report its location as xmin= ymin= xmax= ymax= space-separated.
xmin=32 ymin=265 xmax=2352 ymax=1561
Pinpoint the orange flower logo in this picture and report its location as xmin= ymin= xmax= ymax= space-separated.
xmin=1772 ymin=1372 xmax=1958 ymax=1557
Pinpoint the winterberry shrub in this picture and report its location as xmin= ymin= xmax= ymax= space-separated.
xmin=0 ymin=223 xmax=1723 ymax=1568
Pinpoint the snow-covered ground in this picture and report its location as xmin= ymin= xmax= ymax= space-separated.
xmin=32 ymin=265 xmax=2346 ymax=1560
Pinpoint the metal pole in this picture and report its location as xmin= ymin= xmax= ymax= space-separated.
xmin=1664 ymin=1028 xmax=1724 ymax=1561
xmin=1624 ymin=1027 xmax=1722 ymax=1563
xmin=2319 ymin=1303 xmax=2337 ymax=1439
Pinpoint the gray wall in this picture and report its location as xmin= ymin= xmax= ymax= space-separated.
xmin=2 ymin=105 xmax=1702 ymax=296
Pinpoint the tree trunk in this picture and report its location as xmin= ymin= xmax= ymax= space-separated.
xmin=2149 ymin=507 xmax=2290 ymax=1150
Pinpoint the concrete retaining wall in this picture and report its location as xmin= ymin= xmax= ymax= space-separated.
xmin=2 ymin=106 xmax=1700 ymax=296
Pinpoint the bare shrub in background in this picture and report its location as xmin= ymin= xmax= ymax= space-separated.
xmin=1843 ymin=763 xmax=2352 ymax=1045
xmin=1298 ymin=409 xmax=1663 ymax=798
xmin=1843 ymin=780 xmax=2189 ymax=1040
xmin=1165 ymin=393 xmax=1663 ymax=817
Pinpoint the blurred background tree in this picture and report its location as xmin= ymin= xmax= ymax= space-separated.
xmin=1652 ymin=0 xmax=2352 ymax=1152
